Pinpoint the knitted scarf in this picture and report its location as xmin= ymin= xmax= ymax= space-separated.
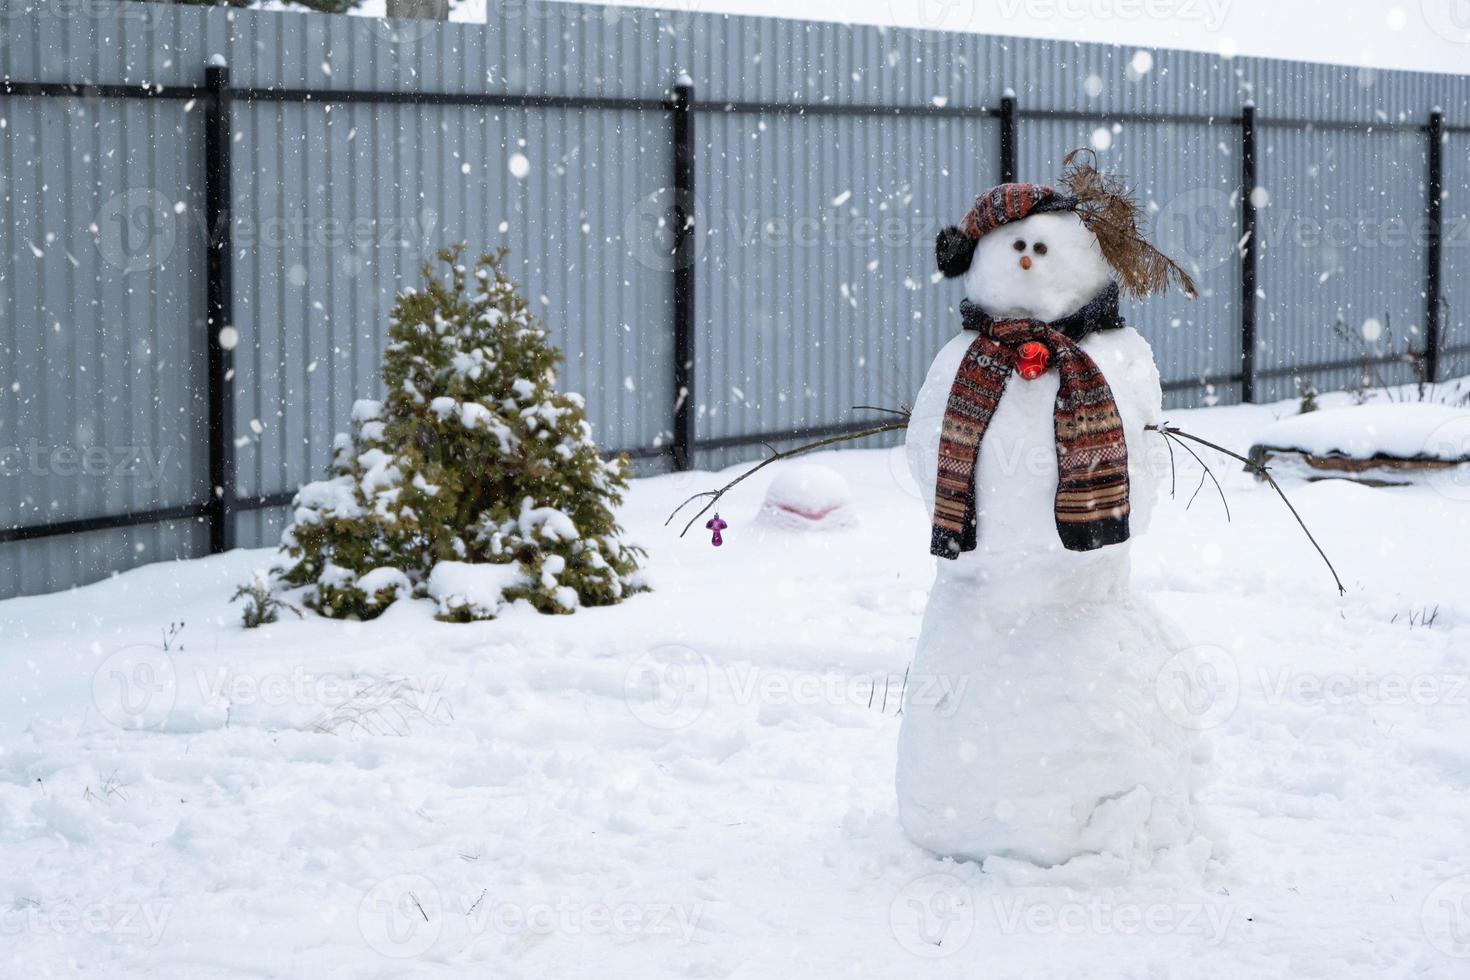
xmin=931 ymin=284 xmax=1131 ymax=559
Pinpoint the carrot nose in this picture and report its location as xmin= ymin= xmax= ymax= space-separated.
xmin=1019 ymin=255 xmax=1032 ymax=270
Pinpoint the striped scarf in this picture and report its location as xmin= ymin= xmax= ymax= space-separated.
xmin=931 ymin=287 xmax=1131 ymax=559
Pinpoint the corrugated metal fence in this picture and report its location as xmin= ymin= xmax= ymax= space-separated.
xmin=2 ymin=1 xmax=1469 ymax=597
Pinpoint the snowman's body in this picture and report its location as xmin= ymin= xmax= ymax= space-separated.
xmin=898 ymin=209 xmax=1209 ymax=871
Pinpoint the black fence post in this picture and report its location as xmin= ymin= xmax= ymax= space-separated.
xmin=671 ymin=72 xmax=696 ymax=471
xmin=999 ymin=90 xmax=1018 ymax=183
xmin=1426 ymin=108 xmax=1444 ymax=384
xmin=1239 ymin=101 xmax=1258 ymax=403
xmin=204 ymin=62 xmax=236 ymax=552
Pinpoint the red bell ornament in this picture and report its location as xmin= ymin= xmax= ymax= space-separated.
xmin=1015 ymin=340 xmax=1051 ymax=380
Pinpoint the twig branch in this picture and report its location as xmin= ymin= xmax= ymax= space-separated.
xmin=850 ymin=404 xmax=913 ymax=418
xmin=1147 ymin=422 xmax=1345 ymax=596
xmin=664 ymin=418 xmax=910 ymax=537
xmin=1154 ymin=425 xmax=1230 ymax=520
xmin=1161 ymin=424 xmax=1178 ymax=499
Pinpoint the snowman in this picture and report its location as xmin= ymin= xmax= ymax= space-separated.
xmin=898 ymin=153 xmax=1214 ymax=873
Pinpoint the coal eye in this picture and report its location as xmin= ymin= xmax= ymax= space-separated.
xmin=1033 ymin=242 xmax=1048 ymax=255
xmin=1012 ymin=239 xmax=1026 ymax=252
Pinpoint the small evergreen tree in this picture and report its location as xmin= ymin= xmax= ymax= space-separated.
xmin=233 ymin=571 xmax=303 ymax=629
xmin=277 ymin=245 xmax=644 ymax=620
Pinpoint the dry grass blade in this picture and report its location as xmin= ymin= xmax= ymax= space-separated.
xmin=313 ymin=675 xmax=452 ymax=737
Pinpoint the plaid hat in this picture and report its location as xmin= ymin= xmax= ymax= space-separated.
xmin=961 ymin=183 xmax=1078 ymax=239
xmin=937 ymin=182 xmax=1079 ymax=278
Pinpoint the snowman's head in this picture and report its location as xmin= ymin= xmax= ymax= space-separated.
xmin=963 ymin=210 xmax=1110 ymax=323
xmin=935 ymin=153 xmax=1197 ymax=319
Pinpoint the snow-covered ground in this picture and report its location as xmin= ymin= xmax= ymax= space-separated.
xmin=3 ymin=394 xmax=1470 ymax=978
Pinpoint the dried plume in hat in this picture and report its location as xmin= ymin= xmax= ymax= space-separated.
xmin=934 ymin=148 xmax=1198 ymax=301
xmin=1059 ymin=148 xmax=1198 ymax=300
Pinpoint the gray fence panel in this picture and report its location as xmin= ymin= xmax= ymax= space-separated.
xmin=686 ymin=20 xmax=1470 ymax=123
xmin=692 ymin=111 xmax=998 ymax=472
xmin=0 ymin=93 xmax=208 ymax=596
xmin=1255 ymin=124 xmax=1431 ymax=403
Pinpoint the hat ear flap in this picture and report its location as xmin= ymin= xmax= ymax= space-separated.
xmin=936 ymin=225 xmax=977 ymax=278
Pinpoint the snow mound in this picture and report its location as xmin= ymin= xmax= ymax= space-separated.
xmin=1255 ymin=403 xmax=1470 ymax=461
xmin=756 ymin=464 xmax=858 ymax=531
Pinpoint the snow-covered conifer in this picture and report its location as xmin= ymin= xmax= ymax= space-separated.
xmin=277 ymin=245 xmax=644 ymax=620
